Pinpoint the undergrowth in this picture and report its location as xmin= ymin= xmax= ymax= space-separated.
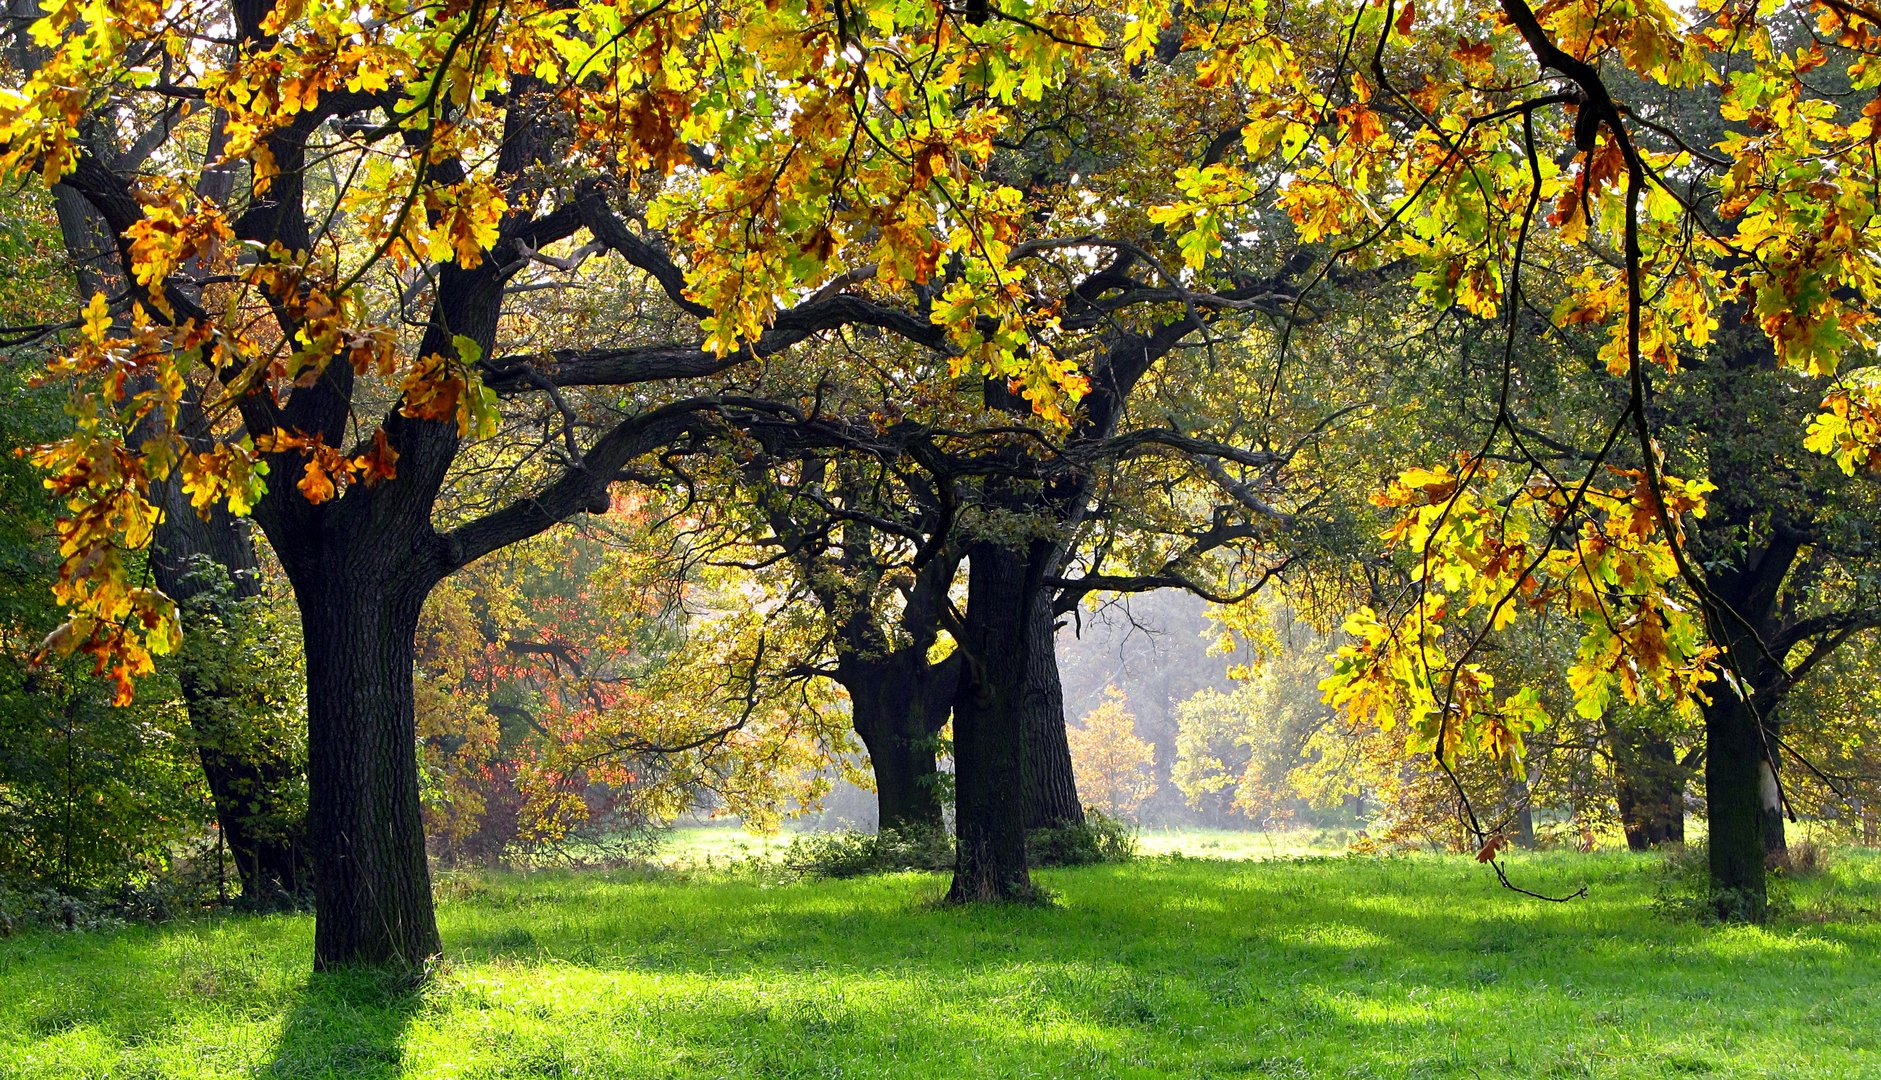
xmin=781 ymin=811 xmax=1139 ymax=879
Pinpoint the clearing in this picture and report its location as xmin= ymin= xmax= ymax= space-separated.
xmin=3 ymin=849 xmax=1879 ymax=1079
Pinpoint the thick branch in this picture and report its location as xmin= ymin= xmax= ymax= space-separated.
xmin=441 ymin=397 xmax=722 ymax=570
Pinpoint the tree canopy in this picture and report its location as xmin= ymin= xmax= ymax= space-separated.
xmin=8 ymin=0 xmax=1881 ymax=963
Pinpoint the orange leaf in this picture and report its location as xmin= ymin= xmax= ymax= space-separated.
xmin=298 ymin=457 xmax=337 ymax=504
xmin=354 ymin=428 xmax=400 ymax=488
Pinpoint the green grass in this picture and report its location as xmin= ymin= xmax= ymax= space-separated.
xmin=4 ymin=850 xmax=1880 ymax=1079
xmin=1133 ymin=826 xmax=1353 ymax=861
xmin=655 ymin=825 xmax=800 ymax=867
xmin=660 ymin=823 xmax=1353 ymax=866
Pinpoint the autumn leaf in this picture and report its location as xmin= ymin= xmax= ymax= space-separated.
xmin=298 ymin=456 xmax=337 ymax=504
xmin=354 ymin=428 xmax=400 ymax=487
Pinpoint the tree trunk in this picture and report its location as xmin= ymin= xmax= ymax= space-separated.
xmin=32 ymin=121 xmax=312 ymax=908
xmin=174 ymin=621 xmax=309 ymax=906
xmin=1506 ymin=775 xmax=1535 ymax=849
xmin=947 ymin=541 xmax=1037 ymax=903
xmin=1606 ymin=716 xmax=1686 ymax=851
xmin=1705 ymin=688 xmax=1770 ymax=921
xmin=48 ymin=183 xmax=309 ymax=904
xmin=1021 ymin=595 xmax=1082 ymax=832
xmin=1760 ymin=745 xmax=1788 ymax=866
xmin=150 ymin=482 xmax=309 ymax=906
xmin=298 ymin=574 xmax=440 ymax=969
xmin=845 ymin=654 xmax=949 ymax=833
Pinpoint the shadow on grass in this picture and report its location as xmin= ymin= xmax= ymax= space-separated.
xmin=440 ymin=854 xmax=1879 ymax=984
xmin=5 ymin=853 xmax=1878 ymax=1077
xmin=264 ymin=966 xmax=425 ymax=1080
xmin=450 ymin=855 xmax=1881 ymax=1073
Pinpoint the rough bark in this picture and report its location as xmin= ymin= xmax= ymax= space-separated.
xmin=1694 ymin=540 xmax=1793 ymax=921
xmin=1704 ymin=684 xmax=1774 ymax=921
xmin=947 ymin=540 xmax=1039 ymax=903
xmin=1021 ymin=596 xmax=1082 ymax=832
xmin=844 ymin=651 xmax=952 ymax=833
xmin=1605 ymin=717 xmax=1686 ymax=851
xmin=295 ymin=570 xmax=441 ymax=969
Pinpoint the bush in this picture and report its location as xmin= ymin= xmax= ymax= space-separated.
xmin=1651 ymin=841 xmax=1805 ymax=922
xmin=783 ymin=826 xmax=954 ymax=878
xmin=1775 ymin=838 xmax=1831 ymax=878
xmin=1650 ymin=842 xmax=1714 ymax=921
xmin=1029 ymin=809 xmax=1138 ymax=867
xmin=1658 ymin=840 xmax=1707 ymax=882
xmin=0 ymin=887 xmax=124 ymax=934
xmin=782 ymin=813 xmax=1138 ymax=879
xmin=0 ymin=839 xmax=245 ymax=933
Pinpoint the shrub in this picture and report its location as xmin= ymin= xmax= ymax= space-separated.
xmin=1779 ymin=837 xmax=1829 ymax=876
xmin=0 ymin=887 xmax=125 ymax=933
xmin=1651 ymin=840 xmax=1808 ymax=921
xmin=1648 ymin=842 xmax=1711 ymax=921
xmin=783 ymin=813 xmax=1139 ymax=879
xmin=783 ymin=826 xmax=954 ymax=878
xmin=1029 ymin=809 xmax=1138 ymax=867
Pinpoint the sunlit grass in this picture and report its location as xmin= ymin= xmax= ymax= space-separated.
xmin=3 ymin=850 xmax=1879 ymax=1078
xmin=1132 ymin=826 xmax=1354 ymax=860
xmin=662 ymin=822 xmax=1355 ymax=865
xmin=655 ymin=824 xmax=800 ymax=867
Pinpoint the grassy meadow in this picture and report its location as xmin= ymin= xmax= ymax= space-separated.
xmin=655 ymin=825 xmax=803 ymax=866
xmin=3 ymin=841 xmax=1880 ymax=1079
